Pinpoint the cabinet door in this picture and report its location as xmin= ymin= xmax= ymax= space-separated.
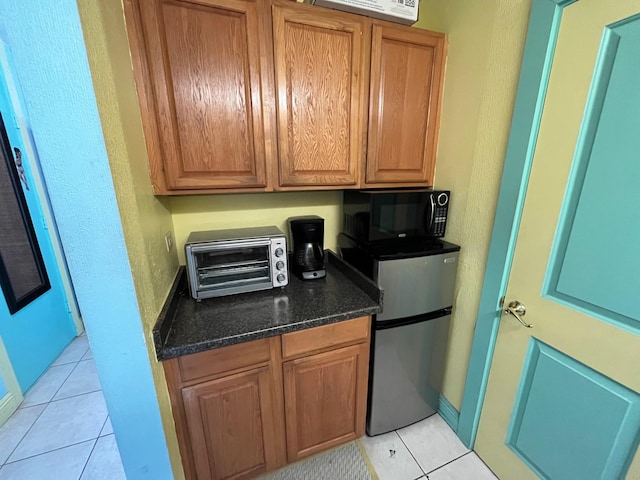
xmin=181 ymin=366 xmax=279 ymax=480
xmin=134 ymin=0 xmax=269 ymax=192
xmin=283 ymin=343 xmax=369 ymax=461
xmin=365 ymin=24 xmax=446 ymax=186
xmin=272 ymin=3 xmax=367 ymax=188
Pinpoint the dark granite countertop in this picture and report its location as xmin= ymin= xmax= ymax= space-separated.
xmin=153 ymin=251 xmax=382 ymax=360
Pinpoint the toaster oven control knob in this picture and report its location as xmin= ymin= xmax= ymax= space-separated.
xmin=277 ymin=274 xmax=286 ymax=283
xmin=276 ymin=261 xmax=285 ymax=270
xmin=275 ymin=248 xmax=284 ymax=257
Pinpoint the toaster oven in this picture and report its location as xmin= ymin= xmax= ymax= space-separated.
xmin=185 ymin=226 xmax=289 ymax=300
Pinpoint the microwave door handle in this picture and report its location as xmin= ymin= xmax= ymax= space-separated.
xmin=427 ymin=195 xmax=436 ymax=233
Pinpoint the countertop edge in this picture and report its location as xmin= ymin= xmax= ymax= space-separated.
xmin=158 ymin=306 xmax=379 ymax=360
xmin=153 ymin=250 xmax=382 ymax=361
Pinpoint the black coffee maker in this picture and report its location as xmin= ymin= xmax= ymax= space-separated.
xmin=288 ymin=216 xmax=326 ymax=280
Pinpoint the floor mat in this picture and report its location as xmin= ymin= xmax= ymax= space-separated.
xmin=259 ymin=441 xmax=378 ymax=480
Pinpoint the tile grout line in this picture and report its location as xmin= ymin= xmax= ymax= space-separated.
xmin=16 ymin=388 xmax=104 ymax=412
xmin=425 ymin=450 xmax=473 ymax=476
xmin=50 ymin=339 xmax=90 ymax=368
xmin=50 ymin=388 xmax=103 ymax=405
xmin=3 ymin=342 xmax=89 ymax=465
xmin=77 ymin=437 xmax=100 ymax=480
xmin=0 ymin=373 xmax=71 ymax=468
xmin=5 ymin=349 xmax=75 ymax=461
xmin=19 ymin=361 xmax=77 ymax=410
xmin=48 ymin=354 xmax=85 ymax=403
xmin=473 ymin=450 xmax=500 ymax=479
xmin=3 ymin=437 xmax=100 ymax=467
xmin=3 ymin=390 xmax=107 ymax=467
xmin=0 ymin=404 xmax=48 ymax=468
xmin=21 ymin=346 xmax=88 ymax=409
xmin=51 ymin=360 xmax=80 ymax=367
xmin=98 ymin=415 xmax=110 ymax=437
xmin=394 ymin=430 xmax=428 ymax=476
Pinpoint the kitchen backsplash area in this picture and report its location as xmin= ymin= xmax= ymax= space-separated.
xmin=169 ymin=191 xmax=342 ymax=264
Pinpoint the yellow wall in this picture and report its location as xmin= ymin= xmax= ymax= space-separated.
xmin=415 ymin=0 xmax=532 ymax=408
xmin=170 ymin=192 xmax=342 ymax=264
xmin=75 ymin=0 xmax=184 ymax=478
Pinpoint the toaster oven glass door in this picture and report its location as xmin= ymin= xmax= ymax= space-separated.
xmin=191 ymin=241 xmax=273 ymax=295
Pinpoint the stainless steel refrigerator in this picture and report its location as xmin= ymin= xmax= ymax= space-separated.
xmin=338 ymin=234 xmax=460 ymax=435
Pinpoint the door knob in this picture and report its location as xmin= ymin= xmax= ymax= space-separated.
xmin=503 ymin=300 xmax=533 ymax=328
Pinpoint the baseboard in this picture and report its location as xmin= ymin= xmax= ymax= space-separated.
xmin=0 ymin=392 xmax=21 ymax=427
xmin=439 ymin=394 xmax=460 ymax=432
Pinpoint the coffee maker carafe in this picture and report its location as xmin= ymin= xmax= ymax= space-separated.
xmin=288 ymin=216 xmax=326 ymax=280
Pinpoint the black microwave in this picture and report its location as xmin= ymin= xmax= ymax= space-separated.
xmin=342 ymin=189 xmax=450 ymax=243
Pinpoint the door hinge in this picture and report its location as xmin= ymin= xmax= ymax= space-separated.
xmin=498 ymin=296 xmax=505 ymax=309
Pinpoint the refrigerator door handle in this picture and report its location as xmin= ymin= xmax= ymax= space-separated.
xmin=375 ymin=307 xmax=452 ymax=330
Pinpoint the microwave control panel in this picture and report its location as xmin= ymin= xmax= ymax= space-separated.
xmin=432 ymin=192 xmax=449 ymax=237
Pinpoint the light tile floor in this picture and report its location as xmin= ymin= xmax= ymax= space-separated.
xmin=361 ymin=414 xmax=498 ymax=480
xmin=0 ymin=335 xmax=126 ymax=480
xmin=1 ymin=336 xmax=496 ymax=479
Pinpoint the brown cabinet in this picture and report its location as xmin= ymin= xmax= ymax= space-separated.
xmin=163 ymin=316 xmax=371 ymax=479
xmin=163 ymin=337 xmax=286 ymax=480
xmin=283 ymin=343 xmax=369 ymax=461
xmin=126 ymin=0 xmax=272 ymax=194
xmin=126 ymin=0 xmax=446 ymax=194
xmin=271 ymin=2 xmax=367 ymax=188
xmin=365 ymin=24 xmax=446 ymax=186
xmin=182 ymin=366 xmax=280 ymax=480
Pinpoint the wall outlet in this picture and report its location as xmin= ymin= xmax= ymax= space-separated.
xmin=164 ymin=231 xmax=173 ymax=252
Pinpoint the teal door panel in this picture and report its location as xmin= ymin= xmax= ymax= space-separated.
xmin=508 ymin=339 xmax=640 ymax=480
xmin=545 ymin=15 xmax=640 ymax=331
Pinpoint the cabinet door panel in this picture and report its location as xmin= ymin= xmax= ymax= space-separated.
xmin=283 ymin=343 xmax=369 ymax=461
xmin=366 ymin=25 xmax=446 ymax=185
xmin=272 ymin=4 xmax=365 ymax=187
xmin=137 ymin=0 xmax=267 ymax=191
xmin=182 ymin=366 xmax=276 ymax=480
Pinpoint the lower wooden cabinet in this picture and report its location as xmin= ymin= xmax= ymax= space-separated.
xmin=181 ymin=366 xmax=280 ymax=480
xmin=164 ymin=316 xmax=371 ymax=479
xmin=283 ymin=343 xmax=369 ymax=461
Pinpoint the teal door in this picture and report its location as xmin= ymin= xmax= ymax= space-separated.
xmin=473 ymin=1 xmax=640 ymax=478
xmin=0 ymin=43 xmax=78 ymax=394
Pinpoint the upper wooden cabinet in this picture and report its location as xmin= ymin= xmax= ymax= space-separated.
xmin=125 ymin=0 xmax=447 ymax=194
xmin=271 ymin=3 xmax=367 ymax=188
xmin=365 ymin=24 xmax=446 ymax=186
xmin=127 ymin=0 xmax=272 ymax=193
